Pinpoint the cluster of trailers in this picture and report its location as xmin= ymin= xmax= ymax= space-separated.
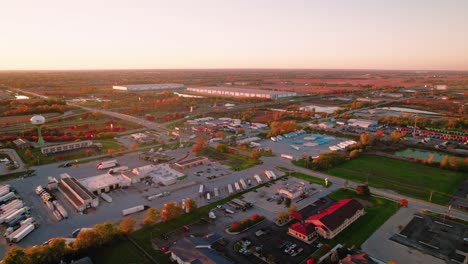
xmin=199 ymin=170 xmax=278 ymax=201
xmin=397 ymin=126 xmax=468 ymax=143
xmin=35 ymin=185 xmax=68 ymax=221
xmin=0 ymin=184 xmax=37 ymax=243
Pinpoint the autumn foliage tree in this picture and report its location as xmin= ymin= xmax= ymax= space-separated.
xmin=142 ymin=208 xmax=160 ymax=226
xmin=440 ymin=155 xmax=449 ymax=168
xmin=184 ymin=198 xmax=197 ymax=213
xmin=399 ymin=199 xmax=408 ymax=207
xmin=360 ymin=133 xmax=373 ymax=146
xmin=192 ymin=137 xmax=206 ymax=153
xmin=375 ymin=130 xmax=384 ymax=139
xmin=120 ymin=217 xmax=137 ymax=233
xmin=161 ymin=202 xmax=183 ymax=222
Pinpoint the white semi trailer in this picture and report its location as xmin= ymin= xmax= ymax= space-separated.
xmin=7 ymin=223 xmax=35 ymax=243
xmin=122 ymin=205 xmax=146 ymax=216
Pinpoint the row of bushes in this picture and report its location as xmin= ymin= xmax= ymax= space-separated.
xmin=229 ymin=214 xmax=265 ymax=232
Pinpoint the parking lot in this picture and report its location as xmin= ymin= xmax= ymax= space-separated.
xmin=261 ymin=133 xmax=352 ymax=160
xmin=0 ymin=146 xmax=294 ymax=257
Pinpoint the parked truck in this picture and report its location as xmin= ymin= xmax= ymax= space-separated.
xmin=234 ymin=182 xmax=241 ymax=191
xmin=239 ymin=179 xmax=248 ymax=189
xmin=97 ymin=160 xmax=118 ymax=170
xmin=0 ymin=192 xmax=15 ymax=205
xmin=108 ymin=166 xmax=129 ymax=174
xmin=1 ymin=207 xmax=29 ymax=224
xmin=253 ymin=174 xmax=262 ymax=183
xmin=122 ymin=205 xmax=147 ymax=216
xmin=20 ymin=217 xmax=34 ymax=227
xmin=0 ymin=200 xmax=23 ymax=213
xmin=227 ymin=184 xmax=233 ymax=194
xmin=5 ymin=208 xmax=29 ymax=224
xmin=8 ymin=215 xmax=26 ymax=228
xmin=100 ymin=193 xmax=113 ymax=203
xmin=52 ymin=201 xmax=68 ymax=218
xmin=0 ymin=185 xmax=11 ymax=197
xmin=8 ymin=223 xmax=35 ymax=243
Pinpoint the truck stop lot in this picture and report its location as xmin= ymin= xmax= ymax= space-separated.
xmin=0 ymin=149 xmax=288 ymax=257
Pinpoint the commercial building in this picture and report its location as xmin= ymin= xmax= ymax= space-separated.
xmin=186 ymin=87 xmax=297 ymax=99
xmin=58 ymin=173 xmax=99 ymax=212
xmin=123 ymin=164 xmax=184 ymax=185
xmin=113 ymin=83 xmax=185 ymax=91
xmin=347 ymin=119 xmax=378 ymax=129
xmin=174 ymin=157 xmax=209 ymax=169
xmin=288 ymin=222 xmax=317 ymax=242
xmin=306 ymin=199 xmax=364 ymax=239
xmin=41 ymin=140 xmax=93 ymax=154
xmin=170 ymin=233 xmax=232 ymax=264
xmin=279 ymin=185 xmax=305 ymax=199
xmin=340 ymin=253 xmax=378 ymax=264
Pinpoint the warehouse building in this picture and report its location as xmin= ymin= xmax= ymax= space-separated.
xmin=347 ymin=119 xmax=378 ymax=129
xmin=186 ymin=87 xmax=297 ymax=99
xmin=113 ymin=83 xmax=185 ymax=91
xmin=41 ymin=140 xmax=93 ymax=154
xmin=78 ymin=173 xmax=130 ymax=195
xmin=58 ymin=173 xmax=99 ymax=212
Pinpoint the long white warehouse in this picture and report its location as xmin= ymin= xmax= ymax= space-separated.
xmin=113 ymin=83 xmax=185 ymax=91
xmin=186 ymin=87 xmax=297 ymax=99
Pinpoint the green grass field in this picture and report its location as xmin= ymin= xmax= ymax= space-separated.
xmin=327 ymin=155 xmax=467 ymax=205
xmin=91 ymin=240 xmax=152 ymax=264
xmin=277 ymin=167 xmax=330 ymax=187
xmin=200 ymin=147 xmax=261 ymax=171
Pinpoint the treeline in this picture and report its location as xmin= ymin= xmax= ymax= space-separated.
xmin=378 ymin=115 xmax=468 ymax=130
xmin=1 ymin=99 xmax=72 ymax=116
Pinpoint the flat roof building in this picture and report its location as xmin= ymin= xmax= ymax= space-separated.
xmin=187 ymin=87 xmax=297 ymax=99
xmin=174 ymin=156 xmax=209 ymax=169
xmin=78 ymin=173 xmax=129 ymax=195
xmin=170 ymin=233 xmax=232 ymax=264
xmin=58 ymin=173 xmax=99 ymax=212
xmin=41 ymin=140 xmax=93 ymax=154
xmin=113 ymin=83 xmax=185 ymax=91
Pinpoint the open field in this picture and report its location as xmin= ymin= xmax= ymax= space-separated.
xmin=200 ymin=147 xmax=261 ymax=171
xmin=92 ymin=240 xmax=152 ymax=264
xmin=327 ymin=155 xmax=468 ymax=204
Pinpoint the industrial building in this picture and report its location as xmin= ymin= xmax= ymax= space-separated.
xmin=347 ymin=119 xmax=378 ymax=129
xmin=58 ymin=173 xmax=99 ymax=212
xmin=41 ymin=140 xmax=93 ymax=154
xmin=113 ymin=83 xmax=185 ymax=91
xmin=78 ymin=174 xmax=129 ymax=195
xmin=186 ymin=87 xmax=297 ymax=99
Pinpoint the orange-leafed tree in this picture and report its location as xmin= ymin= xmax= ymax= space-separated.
xmin=399 ymin=199 xmax=408 ymax=208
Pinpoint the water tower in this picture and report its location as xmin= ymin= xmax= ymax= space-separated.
xmin=30 ymin=115 xmax=46 ymax=146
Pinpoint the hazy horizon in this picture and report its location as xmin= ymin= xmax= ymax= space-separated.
xmin=2 ymin=0 xmax=468 ymax=71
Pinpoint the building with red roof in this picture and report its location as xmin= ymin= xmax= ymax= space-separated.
xmin=288 ymin=222 xmax=317 ymax=242
xmin=306 ymin=198 xmax=364 ymax=239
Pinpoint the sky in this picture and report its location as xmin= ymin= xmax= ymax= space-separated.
xmin=1 ymin=0 xmax=468 ymax=71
